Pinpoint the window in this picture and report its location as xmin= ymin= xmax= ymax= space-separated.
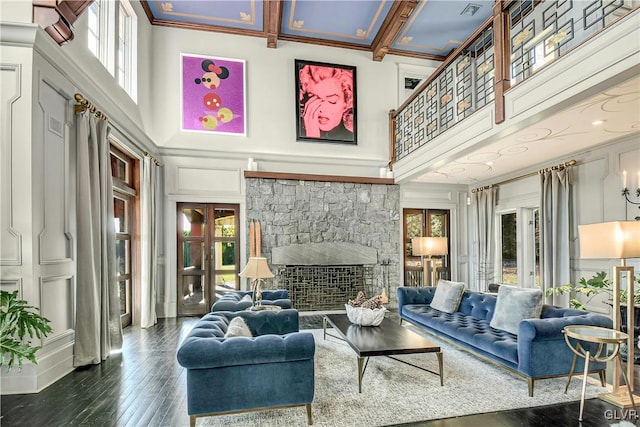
xmin=497 ymin=208 xmax=540 ymax=287
xmin=111 ymin=144 xmax=138 ymax=327
xmin=87 ymin=0 xmax=137 ymax=101
xmin=500 ymin=212 xmax=517 ymax=284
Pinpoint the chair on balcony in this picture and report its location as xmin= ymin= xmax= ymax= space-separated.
xmin=176 ymin=309 xmax=315 ymax=426
xmin=211 ymin=289 xmax=292 ymax=311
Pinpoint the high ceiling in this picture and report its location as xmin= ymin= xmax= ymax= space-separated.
xmin=139 ymin=1 xmax=639 ymax=185
xmin=141 ymin=0 xmax=494 ymax=60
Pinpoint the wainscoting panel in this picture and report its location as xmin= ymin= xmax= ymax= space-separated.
xmin=0 ymin=63 xmax=23 ymax=266
xmin=177 ymin=166 xmax=241 ymax=194
xmin=39 ymin=274 xmax=74 ymax=346
xmin=37 ymin=79 xmax=72 ymax=264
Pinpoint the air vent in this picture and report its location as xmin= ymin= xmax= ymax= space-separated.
xmin=405 ymin=77 xmax=421 ymax=90
xmin=460 ymin=3 xmax=482 ymax=16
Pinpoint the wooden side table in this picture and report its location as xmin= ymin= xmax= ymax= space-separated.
xmin=563 ymin=325 xmax=636 ymax=421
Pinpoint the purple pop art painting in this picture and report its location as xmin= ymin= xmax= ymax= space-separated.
xmin=181 ymin=54 xmax=246 ymax=135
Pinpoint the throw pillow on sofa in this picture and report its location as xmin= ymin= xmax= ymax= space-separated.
xmin=241 ymin=294 xmax=253 ymax=302
xmin=490 ymin=286 xmax=543 ymax=335
xmin=430 ymin=279 xmax=465 ymax=313
xmin=224 ymin=316 xmax=253 ymax=338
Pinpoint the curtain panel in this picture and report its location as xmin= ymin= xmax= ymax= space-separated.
xmin=539 ymin=168 xmax=571 ymax=305
xmin=74 ymin=112 xmax=123 ymax=367
xmin=140 ymin=155 xmax=161 ymax=328
xmin=472 ymin=187 xmax=497 ymax=292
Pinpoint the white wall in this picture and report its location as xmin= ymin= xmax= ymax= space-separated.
xmin=150 ymin=25 xmax=438 ymax=176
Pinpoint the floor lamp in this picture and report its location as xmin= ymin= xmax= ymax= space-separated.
xmin=239 ymin=257 xmax=274 ymax=310
xmin=412 ymin=237 xmax=448 ymax=286
xmin=579 ymin=221 xmax=640 ymax=407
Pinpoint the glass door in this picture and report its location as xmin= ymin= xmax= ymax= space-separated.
xmin=177 ymin=203 xmax=240 ymax=316
xmin=403 ymin=208 xmax=451 ymax=287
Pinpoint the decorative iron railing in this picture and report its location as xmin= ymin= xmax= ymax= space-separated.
xmin=391 ymin=0 xmax=639 ymax=164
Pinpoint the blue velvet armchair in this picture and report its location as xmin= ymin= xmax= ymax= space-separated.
xmin=176 ymin=309 xmax=315 ymax=426
xmin=211 ymin=289 xmax=292 ymax=311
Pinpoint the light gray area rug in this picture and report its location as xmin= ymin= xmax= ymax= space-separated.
xmin=199 ymin=327 xmax=609 ymax=426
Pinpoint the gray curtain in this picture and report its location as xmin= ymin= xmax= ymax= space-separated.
xmin=74 ymin=112 xmax=123 ymax=367
xmin=473 ymin=187 xmax=497 ymax=292
xmin=540 ymin=168 xmax=571 ymax=305
xmin=140 ymin=155 xmax=160 ymax=328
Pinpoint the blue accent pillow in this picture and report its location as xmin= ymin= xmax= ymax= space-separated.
xmin=430 ymin=280 xmax=465 ymax=313
xmin=490 ymin=286 xmax=543 ymax=335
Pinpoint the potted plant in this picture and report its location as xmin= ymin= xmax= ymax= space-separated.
xmin=547 ymin=271 xmax=640 ymax=363
xmin=1 ymin=290 xmax=53 ymax=371
xmin=546 ymin=271 xmax=640 ymax=310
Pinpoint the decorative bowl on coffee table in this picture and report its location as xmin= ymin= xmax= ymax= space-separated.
xmin=345 ymin=304 xmax=386 ymax=326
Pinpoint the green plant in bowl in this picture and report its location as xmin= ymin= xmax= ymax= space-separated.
xmin=546 ymin=271 xmax=640 ymax=310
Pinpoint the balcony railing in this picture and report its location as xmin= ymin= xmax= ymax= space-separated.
xmin=391 ymin=0 xmax=639 ymax=164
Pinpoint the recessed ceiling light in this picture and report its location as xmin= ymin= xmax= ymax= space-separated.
xmin=461 ymin=3 xmax=482 ymax=16
xmin=592 ymin=120 xmax=605 ymax=125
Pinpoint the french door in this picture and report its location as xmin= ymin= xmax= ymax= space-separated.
xmin=403 ymin=209 xmax=451 ymax=287
xmin=177 ymin=203 xmax=240 ymax=316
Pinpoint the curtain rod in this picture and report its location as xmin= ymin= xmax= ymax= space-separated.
xmin=144 ymin=151 xmax=162 ymax=166
xmin=472 ymin=159 xmax=577 ymax=193
xmin=74 ymin=93 xmax=108 ymax=121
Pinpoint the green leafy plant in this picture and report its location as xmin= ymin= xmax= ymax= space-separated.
xmin=546 ymin=271 xmax=640 ymax=310
xmin=1 ymin=290 xmax=53 ymax=371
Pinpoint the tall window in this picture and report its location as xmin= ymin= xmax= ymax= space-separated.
xmin=498 ymin=208 xmax=540 ymax=287
xmin=500 ymin=212 xmax=517 ymax=284
xmin=87 ymin=0 xmax=104 ymax=60
xmin=111 ymin=144 xmax=138 ymax=327
xmin=87 ymin=0 xmax=137 ymax=101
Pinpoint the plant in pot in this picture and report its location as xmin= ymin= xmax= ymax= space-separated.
xmin=547 ymin=271 xmax=640 ymax=363
xmin=1 ymin=290 xmax=53 ymax=371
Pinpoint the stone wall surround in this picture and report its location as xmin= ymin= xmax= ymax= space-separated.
xmin=245 ymin=177 xmax=400 ymax=307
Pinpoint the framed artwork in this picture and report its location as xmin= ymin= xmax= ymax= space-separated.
xmin=181 ymin=53 xmax=246 ymax=135
xmin=295 ymin=59 xmax=357 ymax=145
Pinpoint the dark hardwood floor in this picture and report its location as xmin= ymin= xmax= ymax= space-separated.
xmin=2 ymin=314 xmax=639 ymax=427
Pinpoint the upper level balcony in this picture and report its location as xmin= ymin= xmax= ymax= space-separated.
xmin=391 ymin=1 xmax=640 ymax=185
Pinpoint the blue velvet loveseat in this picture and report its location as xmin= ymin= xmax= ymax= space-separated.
xmin=211 ymin=289 xmax=292 ymax=311
xmin=397 ymin=287 xmax=613 ymax=396
xmin=176 ymin=309 xmax=315 ymax=426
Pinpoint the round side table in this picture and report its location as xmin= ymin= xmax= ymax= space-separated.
xmin=563 ymin=325 xmax=635 ymax=421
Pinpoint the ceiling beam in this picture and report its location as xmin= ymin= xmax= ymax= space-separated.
xmin=371 ymin=0 xmax=418 ymax=62
xmin=33 ymin=0 xmax=94 ymax=45
xmin=264 ymin=0 xmax=283 ymax=49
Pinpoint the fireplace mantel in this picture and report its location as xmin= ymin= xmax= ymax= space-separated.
xmin=244 ymin=170 xmax=394 ymax=185
xmin=272 ymin=242 xmax=377 ymax=266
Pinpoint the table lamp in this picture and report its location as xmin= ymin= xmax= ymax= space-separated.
xmin=579 ymin=220 xmax=640 ymax=407
xmin=412 ymin=237 xmax=448 ymax=286
xmin=239 ymin=257 xmax=274 ymax=310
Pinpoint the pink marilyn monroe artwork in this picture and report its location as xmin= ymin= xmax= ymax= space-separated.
xmin=181 ymin=54 xmax=246 ymax=135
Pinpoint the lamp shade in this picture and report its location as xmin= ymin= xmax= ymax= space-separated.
xmin=239 ymin=257 xmax=274 ymax=279
xmin=578 ymin=221 xmax=640 ymax=259
xmin=412 ymin=237 xmax=448 ymax=257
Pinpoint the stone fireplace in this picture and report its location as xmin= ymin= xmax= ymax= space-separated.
xmin=245 ymin=174 xmax=400 ymax=309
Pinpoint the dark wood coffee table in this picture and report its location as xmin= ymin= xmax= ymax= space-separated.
xmin=323 ymin=314 xmax=443 ymax=392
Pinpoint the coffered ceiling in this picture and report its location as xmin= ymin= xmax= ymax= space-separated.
xmin=141 ymin=0 xmax=494 ymax=61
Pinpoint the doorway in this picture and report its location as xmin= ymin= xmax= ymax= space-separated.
xmin=177 ymin=203 xmax=240 ymax=316
xmin=403 ymin=208 xmax=451 ymax=286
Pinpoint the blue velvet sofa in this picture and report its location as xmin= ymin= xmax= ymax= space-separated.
xmin=397 ymin=287 xmax=613 ymax=396
xmin=211 ymin=289 xmax=292 ymax=311
xmin=176 ymin=309 xmax=315 ymax=426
